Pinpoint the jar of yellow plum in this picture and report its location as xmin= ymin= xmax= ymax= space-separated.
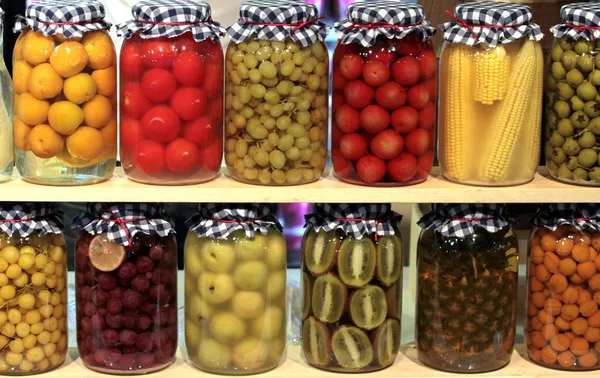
xmin=0 ymin=203 xmax=68 ymax=374
xmin=185 ymin=204 xmax=287 ymax=374
xmin=0 ymin=8 xmax=14 ymax=183
xmin=13 ymin=0 xmax=117 ymax=186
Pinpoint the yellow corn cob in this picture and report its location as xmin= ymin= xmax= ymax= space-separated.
xmin=474 ymin=46 xmax=510 ymax=105
xmin=523 ymin=43 xmax=544 ymax=175
xmin=480 ymin=40 xmax=537 ymax=183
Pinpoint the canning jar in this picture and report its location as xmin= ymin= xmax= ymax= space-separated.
xmin=0 ymin=203 xmax=67 ymax=374
xmin=439 ymin=3 xmax=544 ymax=186
xmin=545 ymin=4 xmax=600 ymax=185
xmin=13 ymin=0 xmax=117 ymax=186
xmin=416 ymin=204 xmax=519 ymax=373
xmin=116 ymin=1 xmax=226 ymax=185
xmin=73 ymin=203 xmax=177 ymax=374
xmin=332 ymin=3 xmax=436 ymax=186
xmin=185 ymin=204 xmax=286 ymax=374
xmin=301 ymin=204 xmax=403 ymax=372
xmin=0 ymin=8 xmax=13 ymax=183
xmin=224 ymin=0 xmax=330 ymax=185
xmin=526 ymin=204 xmax=600 ymax=370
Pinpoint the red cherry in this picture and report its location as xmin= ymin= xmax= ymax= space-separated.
xmin=344 ymin=80 xmax=375 ymax=109
xmin=391 ymin=107 xmax=419 ymax=134
xmin=183 ymin=116 xmax=215 ymax=148
xmin=370 ymin=129 xmax=404 ymax=160
xmin=171 ymin=87 xmax=207 ymax=121
xmin=133 ymin=140 xmax=166 ymax=174
xmin=405 ymin=129 xmax=430 ymax=156
xmin=202 ymin=140 xmax=223 ymax=172
xmin=141 ymin=105 xmax=182 ymax=143
xmin=120 ymin=116 xmax=143 ymax=149
xmin=357 ymin=155 xmax=386 ymax=183
xmin=375 ymin=82 xmax=407 ymax=110
xmin=204 ymin=65 xmax=223 ymax=98
xmin=332 ymin=149 xmax=352 ymax=179
xmin=141 ymin=39 xmax=177 ymax=69
xmin=333 ymin=70 xmax=347 ymax=93
xmin=419 ymin=50 xmax=437 ymax=79
xmin=417 ymin=151 xmax=434 ymax=178
xmin=419 ymin=103 xmax=436 ymax=131
xmin=141 ymin=69 xmax=177 ymax=103
xmin=339 ymin=54 xmax=364 ymax=80
xmin=335 ymin=104 xmax=360 ymax=133
xmin=122 ymin=82 xmax=152 ymax=119
xmin=340 ymin=133 xmax=368 ymax=161
xmin=360 ymin=105 xmax=390 ymax=134
xmin=173 ymin=51 xmax=205 ymax=86
xmin=407 ymin=84 xmax=431 ymax=110
xmin=165 ymin=138 xmax=200 ymax=173
xmin=120 ymin=43 xmax=142 ymax=78
xmin=392 ymin=56 xmax=422 ymax=87
xmin=387 ymin=152 xmax=418 ymax=182
xmin=362 ymin=60 xmax=390 ymax=87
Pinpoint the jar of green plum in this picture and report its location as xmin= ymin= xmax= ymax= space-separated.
xmin=546 ymin=3 xmax=600 ymax=185
xmin=224 ymin=0 xmax=330 ymax=185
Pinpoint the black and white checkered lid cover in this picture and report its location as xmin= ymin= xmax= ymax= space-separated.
xmin=304 ymin=204 xmax=402 ymax=240
xmin=14 ymin=0 xmax=111 ymax=38
xmin=187 ymin=204 xmax=283 ymax=239
xmin=551 ymin=3 xmax=600 ymax=42
xmin=418 ymin=204 xmax=516 ymax=238
xmin=0 ymin=203 xmax=63 ymax=237
xmin=228 ymin=0 xmax=329 ymax=48
xmin=116 ymin=0 xmax=226 ymax=42
xmin=441 ymin=2 xmax=543 ymax=47
xmin=72 ymin=203 xmax=175 ymax=246
xmin=335 ymin=2 xmax=435 ymax=48
xmin=0 ymin=8 xmax=5 ymax=35
xmin=533 ymin=204 xmax=600 ymax=233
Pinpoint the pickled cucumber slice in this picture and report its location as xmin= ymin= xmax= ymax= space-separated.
xmin=338 ymin=238 xmax=376 ymax=288
xmin=303 ymin=229 xmax=339 ymax=276
xmin=302 ymin=317 xmax=332 ymax=367
xmin=312 ymin=273 xmax=347 ymax=323
xmin=302 ymin=271 xmax=314 ymax=320
xmin=376 ymin=235 xmax=402 ymax=287
xmin=385 ymin=283 xmax=401 ymax=320
xmin=372 ymin=319 xmax=400 ymax=367
xmin=349 ymin=285 xmax=387 ymax=330
xmin=332 ymin=326 xmax=373 ymax=369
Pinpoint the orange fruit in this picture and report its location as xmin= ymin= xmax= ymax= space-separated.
xmin=528 ymin=347 xmax=542 ymax=362
xmin=56 ymin=148 xmax=92 ymax=168
xmin=580 ymin=289 xmax=594 ymax=304
xmin=550 ymin=273 xmax=568 ymax=293
xmin=537 ymin=264 xmax=551 ymax=282
xmin=584 ymin=327 xmax=600 ymax=343
xmin=557 ymin=237 xmax=575 ymax=257
xmin=47 ymin=101 xmax=84 ymax=136
xmin=541 ymin=233 xmax=558 ymax=252
xmin=581 ymin=300 xmax=599 ymax=318
xmin=571 ymin=273 xmax=586 ymax=285
xmin=22 ymin=31 xmax=55 ymax=65
xmin=66 ymin=126 xmax=104 ymax=160
xmin=542 ymin=324 xmax=558 ymax=341
xmin=572 ymin=317 xmax=590 ymax=336
xmin=531 ymin=316 xmax=544 ymax=331
xmin=571 ymin=337 xmax=590 ymax=356
xmin=82 ymin=31 xmax=114 ymax=70
xmin=562 ymin=304 xmax=580 ymax=321
xmin=63 ymin=73 xmax=97 ymax=104
xmin=573 ymin=244 xmax=591 ymax=263
xmin=29 ymin=124 xmax=65 ymax=159
xmin=528 ymin=301 xmax=539 ymax=317
xmin=538 ymin=309 xmax=555 ymax=325
xmin=557 ymin=350 xmax=576 ymax=368
xmin=592 ymin=234 xmax=600 ymax=251
xmin=28 ymin=63 xmax=64 ymax=100
xmin=578 ymin=261 xmax=597 ymax=280
xmin=531 ymin=235 xmax=541 ymax=248
xmin=544 ymin=298 xmax=563 ymax=316
xmin=88 ymin=234 xmax=125 ymax=272
xmin=13 ymin=60 xmax=32 ymax=95
xmin=559 ymin=258 xmax=577 ymax=276
xmin=563 ymin=287 xmax=580 ymax=304
xmin=49 ymin=41 xmax=88 ymax=78
xmin=82 ymin=95 xmax=112 ymax=129
xmin=530 ymin=331 xmax=547 ymax=349
xmin=99 ymin=117 xmax=117 ymax=147
xmin=54 ymin=34 xmax=82 ymax=43
xmin=531 ymin=246 xmax=545 ymax=264
xmin=556 ymin=316 xmax=572 ymax=332
xmin=13 ymin=117 xmax=32 ymax=151
xmin=590 ymin=247 xmax=599 ymax=261
xmin=91 ymin=66 xmax=116 ymax=97
xmin=551 ymin=334 xmax=572 ymax=351
xmin=531 ymin=292 xmax=546 ymax=308
xmin=541 ymin=345 xmax=558 ymax=365
xmin=530 ymin=277 xmax=545 ymax=292
xmin=18 ymin=93 xmax=50 ymax=126
xmin=544 ymin=252 xmax=560 ymax=273
xmin=13 ymin=33 xmax=26 ymax=61
xmin=579 ymin=350 xmax=599 ymax=368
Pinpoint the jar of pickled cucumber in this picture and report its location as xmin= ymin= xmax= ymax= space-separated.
xmin=546 ymin=4 xmax=600 ymax=185
xmin=0 ymin=203 xmax=68 ymax=374
xmin=184 ymin=204 xmax=286 ymax=374
xmin=301 ymin=204 xmax=403 ymax=372
xmin=73 ymin=203 xmax=177 ymax=374
xmin=0 ymin=8 xmax=14 ymax=184
xmin=526 ymin=204 xmax=600 ymax=370
xmin=439 ymin=3 xmax=544 ymax=186
xmin=13 ymin=0 xmax=117 ymax=186
xmin=116 ymin=1 xmax=226 ymax=185
xmin=416 ymin=204 xmax=519 ymax=373
xmin=224 ymin=0 xmax=330 ymax=185
xmin=332 ymin=3 xmax=436 ymax=186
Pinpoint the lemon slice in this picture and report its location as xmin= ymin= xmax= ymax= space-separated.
xmin=89 ymin=234 xmax=126 ymax=272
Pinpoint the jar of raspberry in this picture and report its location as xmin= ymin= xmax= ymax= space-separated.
xmin=73 ymin=203 xmax=177 ymax=374
xmin=116 ymin=0 xmax=226 ymax=185
xmin=332 ymin=2 xmax=437 ymax=186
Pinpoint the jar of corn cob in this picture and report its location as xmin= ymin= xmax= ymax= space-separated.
xmin=545 ymin=4 xmax=600 ymax=186
xmin=438 ymin=2 xmax=544 ymax=186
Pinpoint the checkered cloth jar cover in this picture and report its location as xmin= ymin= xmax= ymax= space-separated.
xmin=0 ymin=203 xmax=63 ymax=237
xmin=533 ymin=204 xmax=600 ymax=233
xmin=551 ymin=3 xmax=600 ymax=42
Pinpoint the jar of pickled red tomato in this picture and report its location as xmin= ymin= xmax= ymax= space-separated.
xmin=332 ymin=3 xmax=436 ymax=186
xmin=224 ymin=0 xmax=330 ymax=185
xmin=439 ymin=3 xmax=544 ymax=186
xmin=416 ymin=204 xmax=519 ymax=373
xmin=301 ymin=204 xmax=403 ymax=372
xmin=0 ymin=203 xmax=68 ymax=374
xmin=526 ymin=204 xmax=600 ymax=370
xmin=13 ymin=0 xmax=117 ymax=186
xmin=0 ymin=8 xmax=14 ymax=183
xmin=73 ymin=203 xmax=177 ymax=374
xmin=116 ymin=1 xmax=226 ymax=185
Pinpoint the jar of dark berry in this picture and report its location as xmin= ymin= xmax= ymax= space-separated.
xmin=332 ymin=2 xmax=437 ymax=186
xmin=73 ymin=203 xmax=177 ymax=374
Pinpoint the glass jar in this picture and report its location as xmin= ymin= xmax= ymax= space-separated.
xmin=184 ymin=229 xmax=287 ymax=374
xmin=0 ymin=32 xmax=14 ymax=183
xmin=416 ymin=227 xmax=518 ymax=373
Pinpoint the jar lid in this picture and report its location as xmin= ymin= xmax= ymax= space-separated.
xmin=533 ymin=204 xmax=600 ymax=233
xmin=335 ymin=2 xmax=436 ymax=48
xmin=441 ymin=1 xmax=543 ymax=47
xmin=304 ymin=204 xmax=402 ymax=240
xmin=0 ymin=203 xmax=63 ymax=238
xmin=228 ymin=0 xmax=329 ymax=47
xmin=72 ymin=203 xmax=175 ymax=246
xmin=116 ymin=0 xmax=226 ymax=42
xmin=14 ymin=0 xmax=111 ymax=38
xmin=186 ymin=204 xmax=282 ymax=239
xmin=418 ymin=204 xmax=516 ymax=238
xmin=0 ymin=8 xmax=4 ymax=35
xmin=551 ymin=3 xmax=600 ymax=42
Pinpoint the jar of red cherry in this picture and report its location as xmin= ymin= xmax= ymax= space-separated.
xmin=332 ymin=2 xmax=437 ymax=186
xmin=73 ymin=203 xmax=178 ymax=374
xmin=116 ymin=0 xmax=226 ymax=185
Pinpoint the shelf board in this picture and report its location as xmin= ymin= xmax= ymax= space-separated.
xmin=2 ymin=167 xmax=599 ymax=203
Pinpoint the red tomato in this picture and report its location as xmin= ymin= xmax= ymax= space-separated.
xmin=344 ymin=80 xmax=375 ymax=109
xmin=120 ymin=116 xmax=143 ymax=149
xmin=375 ymin=82 xmax=407 ymax=110
xmin=405 ymin=129 xmax=430 ymax=156
xmin=340 ymin=133 xmax=368 ymax=161
xmin=204 ymin=65 xmax=223 ymax=98
xmin=419 ymin=103 xmax=436 ymax=131
xmin=423 ymin=78 xmax=437 ymax=100
xmin=419 ymin=50 xmax=437 ymax=79
xmin=171 ymin=87 xmax=207 ymax=121
xmin=141 ymin=69 xmax=177 ymax=103
xmin=120 ymin=43 xmax=142 ymax=79
xmin=175 ymin=33 xmax=198 ymax=53
xmin=204 ymin=40 xmax=224 ymax=65
xmin=367 ymin=46 xmax=396 ymax=65
xmin=333 ymin=93 xmax=345 ymax=108
xmin=183 ymin=116 xmax=215 ymax=148
xmin=391 ymin=107 xmax=419 ymax=134
xmin=209 ymin=98 xmax=224 ymax=125
xmin=122 ymin=82 xmax=152 ymax=119
xmin=357 ymin=155 xmax=386 ymax=183
xmin=396 ymin=41 xmax=421 ymax=57
xmin=332 ymin=149 xmax=352 ymax=179
xmin=141 ymin=39 xmax=177 ymax=69
xmin=141 ymin=105 xmax=182 ymax=143
xmin=173 ymin=51 xmax=205 ymax=86
xmin=331 ymin=123 xmax=343 ymax=144
xmin=202 ymin=140 xmax=223 ymax=172
xmin=392 ymin=56 xmax=422 ymax=87
xmin=335 ymin=104 xmax=360 ymax=133
xmin=417 ymin=151 xmax=434 ymax=178
xmin=370 ymin=129 xmax=404 ymax=160
xmin=133 ymin=140 xmax=166 ymax=174
xmin=360 ymin=105 xmax=390 ymax=134
xmin=333 ymin=70 xmax=347 ymax=93
xmin=407 ymin=84 xmax=431 ymax=110
xmin=387 ymin=152 xmax=418 ymax=182
xmin=339 ymin=54 xmax=364 ymax=80
xmin=362 ymin=60 xmax=391 ymax=87
xmin=165 ymin=138 xmax=200 ymax=173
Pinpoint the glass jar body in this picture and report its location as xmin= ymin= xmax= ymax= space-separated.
xmin=75 ymin=232 xmax=178 ymax=374
xmin=120 ymin=33 xmax=224 ymax=185
xmin=438 ymin=39 xmax=543 ymax=186
xmin=0 ymin=232 xmax=68 ymax=374
xmin=416 ymin=227 xmax=518 ymax=373
xmin=300 ymin=228 xmax=403 ymax=372
xmin=13 ymin=29 xmax=117 ymax=186
xmin=224 ymin=38 xmax=329 ymax=185
xmin=0 ymin=40 xmax=14 ymax=183
xmin=184 ymin=230 xmax=287 ymax=374
xmin=331 ymin=35 xmax=436 ymax=186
